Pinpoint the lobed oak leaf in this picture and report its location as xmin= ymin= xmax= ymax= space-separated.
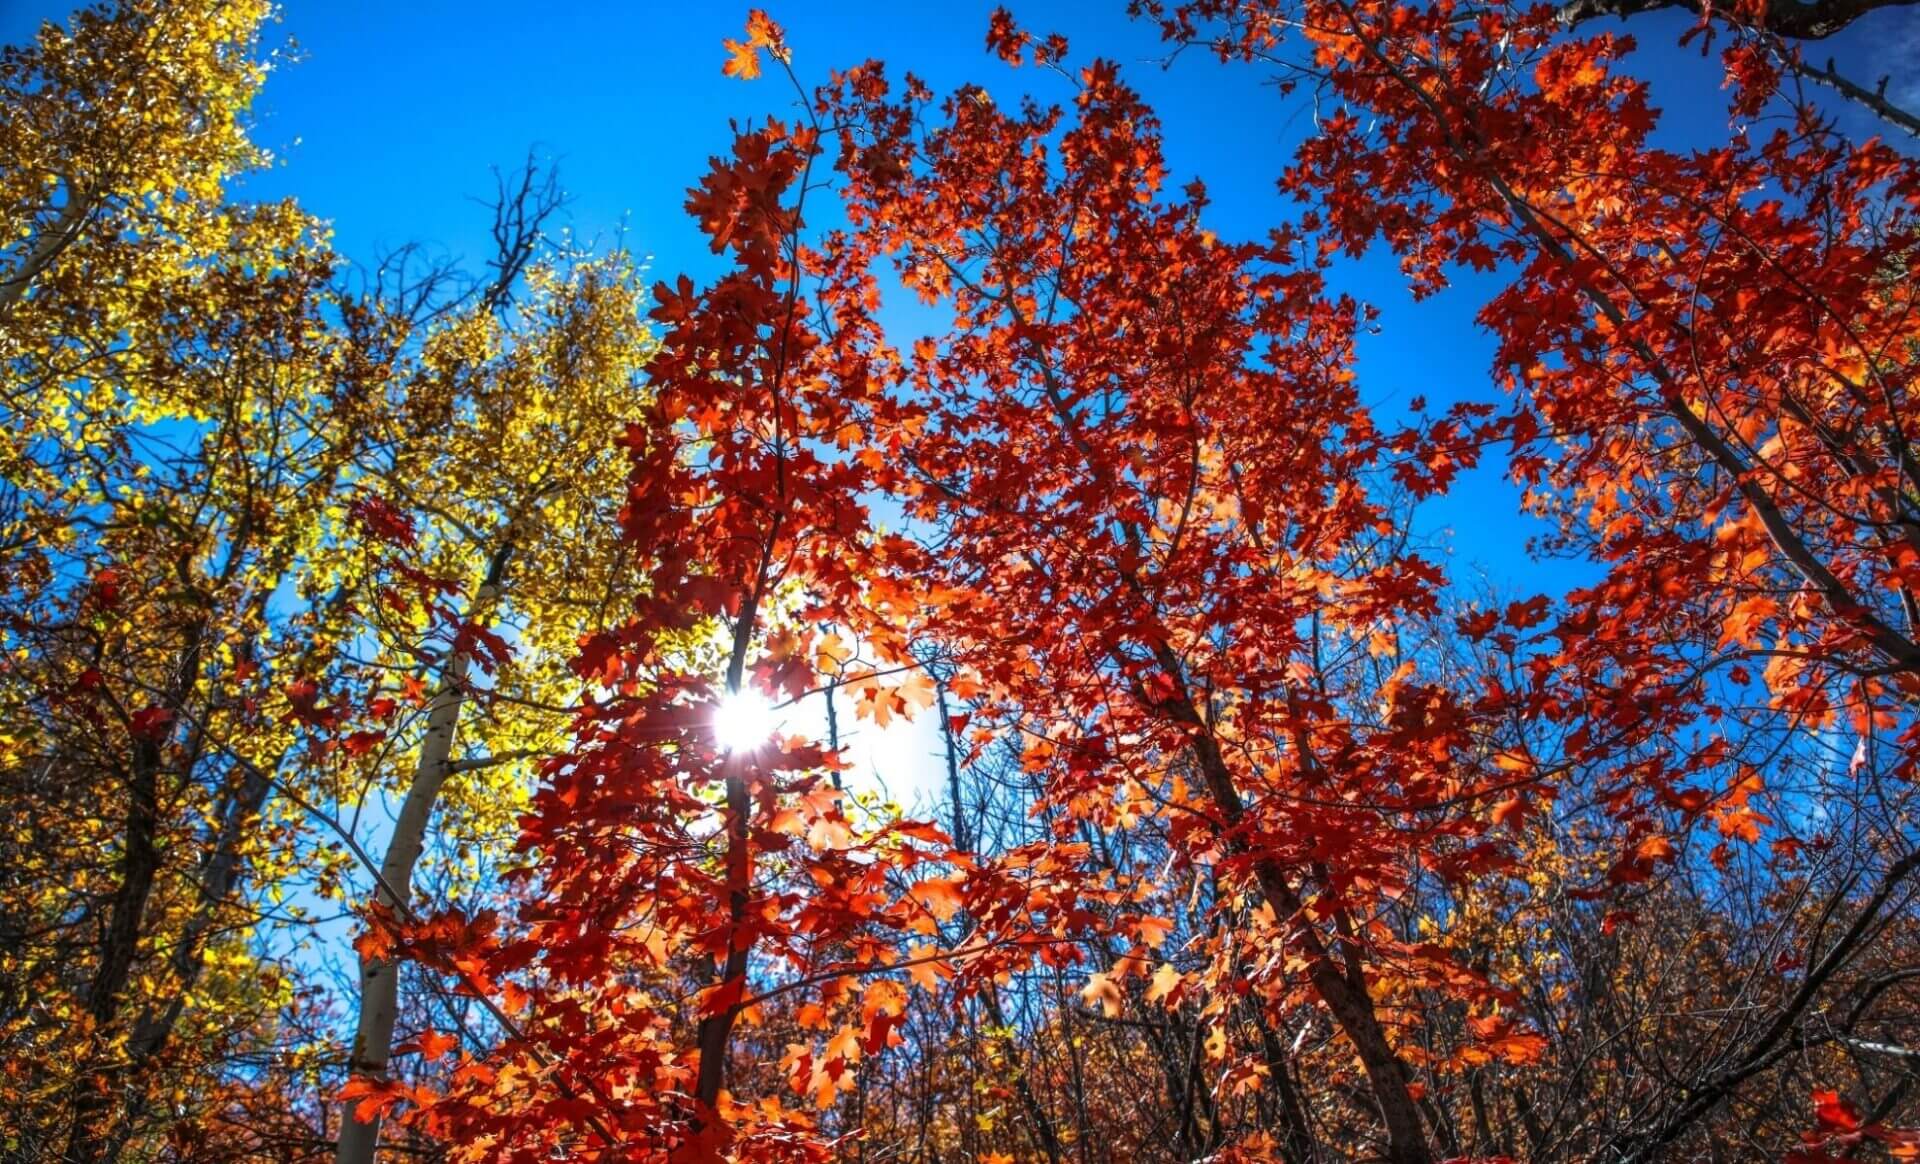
xmin=722 ymin=10 xmax=784 ymax=80
xmin=1145 ymin=962 xmax=1183 ymax=1004
xmin=824 ymin=1025 xmax=862 ymax=1068
xmin=908 ymin=875 xmax=966 ymax=923
xmin=127 ymin=705 xmax=175 ymax=742
xmin=414 ymin=1028 xmax=458 ymax=1061
xmin=89 ymin=567 xmax=123 ymax=609
xmin=905 ymin=943 xmax=952 ymax=991
xmin=339 ymin=1076 xmax=405 ymax=1124
xmin=721 ymin=37 xmax=762 ymax=80
xmin=1466 ymin=1014 xmax=1549 ymax=1066
xmin=1491 ymin=794 xmax=1530 ymax=831
xmin=744 ymin=8 xmax=784 ymax=48
xmin=1635 ymin=834 xmax=1676 ymax=863
xmin=695 ymin=977 xmax=748 ymax=1018
xmin=1503 ymin=595 xmax=1551 ymax=630
xmin=1205 ymin=1025 xmax=1228 ymax=1062
xmin=814 ymin=631 xmax=853 ymax=675
xmin=864 ymin=1006 xmax=907 ymax=1055
xmin=1135 ymin=914 xmax=1174 ymax=948
xmin=1813 ymin=1089 xmax=1862 ymax=1134
xmin=341 ymin=730 xmax=386 ymax=758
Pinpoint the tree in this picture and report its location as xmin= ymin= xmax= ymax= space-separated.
xmin=333 ymin=227 xmax=660 ymax=1164
xmin=1139 ymin=0 xmax=1920 ymax=1152
xmin=2 ymin=8 xmax=649 ymax=1163
xmin=0 ymin=6 xmax=397 ymax=1157
xmin=336 ymin=27 xmax=962 ymax=1159
xmin=818 ymin=45 xmax=1550 ymax=1164
xmin=7 ymin=1 xmax=1920 ymax=1161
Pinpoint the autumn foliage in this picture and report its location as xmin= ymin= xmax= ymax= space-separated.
xmin=4 ymin=1 xmax=1920 ymax=1162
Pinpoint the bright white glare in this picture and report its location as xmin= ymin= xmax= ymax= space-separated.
xmin=711 ymin=687 xmax=781 ymax=754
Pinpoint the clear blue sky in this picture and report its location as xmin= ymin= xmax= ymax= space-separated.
xmin=5 ymin=0 xmax=1915 ymax=590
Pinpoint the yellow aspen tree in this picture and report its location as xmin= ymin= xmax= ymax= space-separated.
xmin=333 ymin=249 xmax=659 ymax=1164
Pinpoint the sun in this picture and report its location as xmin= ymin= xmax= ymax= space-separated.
xmin=711 ymin=687 xmax=781 ymax=753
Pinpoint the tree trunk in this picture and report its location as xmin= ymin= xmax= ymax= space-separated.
xmin=134 ymin=764 xmax=273 ymax=1055
xmin=690 ymin=557 xmax=772 ymax=1119
xmin=80 ymin=763 xmax=277 ymax=1163
xmin=0 ymin=179 xmax=91 ymax=319
xmin=691 ymin=763 xmax=753 ymax=1113
xmin=334 ymin=648 xmax=471 ymax=1164
xmin=337 ymin=547 xmax=510 ymax=1164
xmin=63 ymin=737 xmax=163 ymax=1164
xmin=64 ymin=617 xmax=208 ymax=1164
xmin=1143 ymin=642 xmax=1432 ymax=1164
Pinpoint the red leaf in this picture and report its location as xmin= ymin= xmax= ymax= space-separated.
xmin=127 ymin=706 xmax=174 ymax=742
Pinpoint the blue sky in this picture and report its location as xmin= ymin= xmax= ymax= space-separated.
xmin=5 ymin=0 xmax=1914 ymax=592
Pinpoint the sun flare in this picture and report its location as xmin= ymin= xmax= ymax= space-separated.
xmin=711 ymin=687 xmax=780 ymax=753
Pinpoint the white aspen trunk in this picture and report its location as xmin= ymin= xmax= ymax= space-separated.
xmin=334 ymin=646 xmax=469 ymax=1164
xmin=0 ymin=180 xmax=90 ymax=317
xmin=336 ymin=563 xmax=506 ymax=1164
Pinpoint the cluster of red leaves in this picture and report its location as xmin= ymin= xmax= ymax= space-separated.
xmin=341 ymin=3 xmax=1920 ymax=1161
xmin=1170 ymin=0 xmax=1920 ymax=766
xmin=351 ymin=48 xmax=1034 ymax=1159
xmin=1153 ymin=0 xmax=1920 ymax=1156
xmin=1786 ymin=1090 xmax=1920 ymax=1163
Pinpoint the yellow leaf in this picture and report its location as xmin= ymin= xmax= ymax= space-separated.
xmin=1145 ymin=963 xmax=1182 ymax=1005
xmin=825 ymin=1025 xmax=862 ymax=1067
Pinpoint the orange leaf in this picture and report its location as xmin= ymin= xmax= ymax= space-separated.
xmin=419 ymin=1028 xmax=457 ymax=1061
xmin=1081 ymin=971 xmax=1122 ymax=1018
xmin=909 ymin=875 xmax=965 ymax=923
xmin=1135 ymin=914 xmax=1174 ymax=949
xmin=721 ymin=37 xmax=761 ymax=80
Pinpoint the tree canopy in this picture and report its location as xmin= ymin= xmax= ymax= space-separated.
xmin=3 ymin=1 xmax=1919 ymax=1162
